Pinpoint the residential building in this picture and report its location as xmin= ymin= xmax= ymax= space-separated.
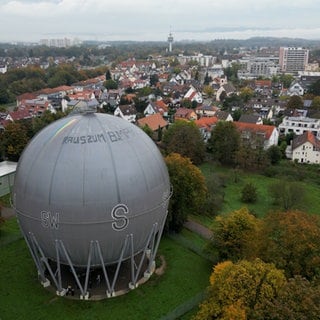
xmin=195 ymin=117 xmax=218 ymax=142
xmin=238 ymin=57 xmax=279 ymax=79
xmin=234 ymin=122 xmax=279 ymax=149
xmin=195 ymin=105 xmax=218 ymax=117
xmin=174 ymin=108 xmax=197 ymax=121
xmin=144 ymin=100 xmax=169 ymax=117
xmin=0 ymin=161 xmax=17 ymax=197
xmin=290 ymin=131 xmax=320 ymax=164
xmin=287 ymin=81 xmax=305 ymax=96
xmin=278 ymin=116 xmax=320 ymax=138
xmin=279 ymin=47 xmax=309 ymax=74
xmin=0 ymin=64 xmax=7 ymax=74
xmin=238 ymin=114 xmax=263 ymax=125
xmin=114 ymin=104 xmax=137 ymax=123
xmin=137 ymin=113 xmax=168 ymax=139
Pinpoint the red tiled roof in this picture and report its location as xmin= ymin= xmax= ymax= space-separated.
xmin=255 ymin=80 xmax=272 ymax=88
xmin=155 ymin=100 xmax=168 ymax=112
xmin=16 ymin=92 xmax=38 ymax=102
xmin=292 ymin=131 xmax=320 ymax=150
xmin=234 ymin=122 xmax=276 ymax=139
xmin=195 ymin=117 xmax=218 ymax=130
xmin=137 ymin=113 xmax=168 ymax=131
xmin=8 ymin=109 xmax=32 ymax=121
xmin=175 ymin=107 xmax=195 ymax=118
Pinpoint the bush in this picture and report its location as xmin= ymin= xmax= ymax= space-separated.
xmin=241 ymin=182 xmax=258 ymax=203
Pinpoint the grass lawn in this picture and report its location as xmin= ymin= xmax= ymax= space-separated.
xmin=0 ymin=220 xmax=211 ymax=320
xmin=197 ymin=162 xmax=320 ymax=228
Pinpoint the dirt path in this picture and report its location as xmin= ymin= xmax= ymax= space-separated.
xmin=184 ymin=219 xmax=213 ymax=239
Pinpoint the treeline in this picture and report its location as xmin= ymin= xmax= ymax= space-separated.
xmin=0 ymin=64 xmax=108 ymax=105
xmin=193 ymin=208 xmax=320 ymax=319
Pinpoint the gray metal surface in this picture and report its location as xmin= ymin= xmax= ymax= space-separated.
xmin=14 ymin=113 xmax=170 ymax=267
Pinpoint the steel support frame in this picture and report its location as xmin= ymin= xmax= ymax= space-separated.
xmin=23 ymin=216 xmax=167 ymax=299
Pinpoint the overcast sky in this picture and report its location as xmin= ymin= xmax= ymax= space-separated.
xmin=1 ymin=0 xmax=320 ymax=43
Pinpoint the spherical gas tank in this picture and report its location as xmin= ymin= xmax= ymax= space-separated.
xmin=13 ymin=113 xmax=170 ymax=267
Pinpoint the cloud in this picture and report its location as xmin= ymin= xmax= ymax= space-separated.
xmin=0 ymin=0 xmax=319 ymax=42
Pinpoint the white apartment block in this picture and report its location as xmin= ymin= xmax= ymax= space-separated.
xmin=177 ymin=54 xmax=216 ymax=67
xmin=279 ymin=47 xmax=309 ymax=74
xmin=278 ymin=116 xmax=320 ymax=138
xmin=39 ymin=38 xmax=73 ymax=48
xmin=238 ymin=57 xmax=279 ymax=79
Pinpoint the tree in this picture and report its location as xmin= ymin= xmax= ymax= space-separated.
xmin=193 ymin=259 xmax=286 ymax=320
xmin=253 ymin=276 xmax=320 ymax=320
xmin=165 ymin=153 xmax=207 ymax=232
xmin=180 ymin=98 xmax=193 ymax=109
xmin=1 ymin=121 xmax=29 ymax=161
xmin=311 ymin=96 xmax=320 ymax=110
xmin=203 ymin=72 xmax=212 ymax=85
xmin=286 ymin=95 xmax=303 ymax=109
xmin=279 ymin=73 xmax=294 ymax=89
xmin=203 ymin=85 xmax=214 ymax=98
xmin=104 ymin=79 xmax=118 ymax=90
xmin=222 ymin=93 xmax=243 ymax=111
xmin=162 ymin=121 xmax=206 ymax=165
xmin=207 ymin=121 xmax=241 ymax=166
xmin=258 ymin=210 xmax=320 ymax=279
xmin=140 ymin=124 xmax=153 ymax=138
xmin=269 ymin=180 xmax=305 ymax=211
xmin=201 ymin=171 xmax=226 ymax=216
xmin=0 ymin=87 xmax=10 ymax=105
xmin=236 ymin=142 xmax=269 ymax=172
xmin=149 ymin=74 xmax=159 ymax=87
xmin=105 ymin=69 xmax=112 ymax=80
xmin=266 ymin=145 xmax=282 ymax=165
xmin=241 ymin=182 xmax=258 ymax=203
xmin=239 ymin=87 xmax=254 ymax=103
xmin=309 ymin=79 xmax=320 ymax=96
xmin=208 ymin=207 xmax=261 ymax=261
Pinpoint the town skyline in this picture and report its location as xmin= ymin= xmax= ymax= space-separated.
xmin=1 ymin=0 xmax=320 ymax=43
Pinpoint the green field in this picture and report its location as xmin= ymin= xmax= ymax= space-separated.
xmin=197 ymin=161 xmax=320 ymax=228
xmin=0 ymin=219 xmax=211 ymax=320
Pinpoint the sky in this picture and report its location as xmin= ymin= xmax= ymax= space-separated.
xmin=1 ymin=0 xmax=320 ymax=43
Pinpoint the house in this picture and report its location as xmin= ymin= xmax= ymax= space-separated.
xmin=184 ymin=85 xmax=203 ymax=103
xmin=215 ymin=110 xmax=233 ymax=122
xmin=137 ymin=113 xmax=168 ymax=131
xmin=234 ymin=122 xmax=279 ymax=149
xmin=6 ymin=109 xmax=33 ymax=122
xmin=114 ymin=104 xmax=137 ymax=123
xmin=216 ymin=83 xmax=237 ymax=101
xmin=61 ymin=98 xmax=98 ymax=113
xmin=195 ymin=105 xmax=218 ymax=117
xmin=288 ymin=81 xmax=305 ymax=96
xmin=290 ymin=131 xmax=320 ymax=164
xmin=174 ymin=108 xmax=197 ymax=121
xmin=144 ymin=100 xmax=169 ymax=117
xmin=0 ymin=161 xmax=17 ymax=197
xmin=278 ymin=116 xmax=320 ymax=138
xmin=238 ymin=114 xmax=263 ymax=125
xmin=195 ymin=116 xmax=219 ymax=142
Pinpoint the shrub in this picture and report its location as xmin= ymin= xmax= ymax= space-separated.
xmin=241 ymin=182 xmax=258 ymax=203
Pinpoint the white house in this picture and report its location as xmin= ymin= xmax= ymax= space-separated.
xmin=114 ymin=104 xmax=137 ymax=123
xmin=290 ymin=131 xmax=320 ymax=164
xmin=144 ymin=100 xmax=168 ymax=117
xmin=184 ymin=85 xmax=203 ymax=104
xmin=278 ymin=116 xmax=320 ymax=138
xmin=0 ymin=161 xmax=17 ymax=197
xmin=288 ymin=81 xmax=305 ymax=96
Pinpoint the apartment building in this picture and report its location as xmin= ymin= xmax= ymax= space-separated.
xmin=279 ymin=47 xmax=309 ymax=74
xmin=278 ymin=116 xmax=320 ymax=138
